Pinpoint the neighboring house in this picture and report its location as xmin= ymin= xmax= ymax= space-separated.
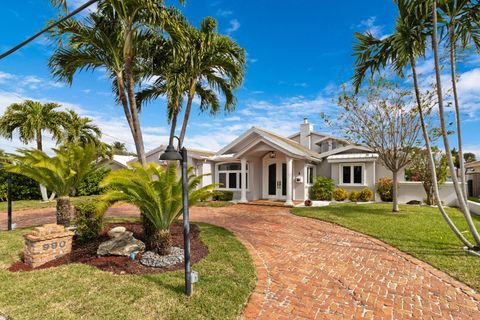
xmin=104 ymin=155 xmax=137 ymax=170
xmin=140 ymin=118 xmax=407 ymax=205
xmin=466 ymin=161 xmax=480 ymax=197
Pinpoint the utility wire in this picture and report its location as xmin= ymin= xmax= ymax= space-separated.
xmin=0 ymin=0 xmax=99 ymax=60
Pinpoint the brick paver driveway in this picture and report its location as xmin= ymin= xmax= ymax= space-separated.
xmin=190 ymin=205 xmax=480 ymax=319
xmin=3 ymin=204 xmax=480 ymax=319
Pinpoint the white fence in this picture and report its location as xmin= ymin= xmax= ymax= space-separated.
xmin=396 ymin=182 xmax=458 ymax=206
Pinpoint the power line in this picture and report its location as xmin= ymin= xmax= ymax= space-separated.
xmin=0 ymin=0 xmax=99 ymax=60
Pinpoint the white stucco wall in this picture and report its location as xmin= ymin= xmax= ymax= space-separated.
xmin=468 ymin=201 xmax=480 ymax=215
xmin=293 ymin=159 xmax=306 ymax=200
xmin=396 ymin=182 xmax=457 ymax=206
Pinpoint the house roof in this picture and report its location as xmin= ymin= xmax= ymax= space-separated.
xmin=465 ymin=160 xmax=480 ymax=169
xmin=313 ymin=135 xmax=350 ymax=145
xmin=327 ymin=153 xmax=379 ymax=163
xmin=288 ymin=130 xmax=328 ymax=139
xmin=317 ymin=145 xmax=373 ymax=159
xmin=112 ymin=155 xmax=137 ymax=168
xmin=217 ymin=126 xmax=323 ymax=161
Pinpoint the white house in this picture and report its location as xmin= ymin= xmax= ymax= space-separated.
xmin=135 ymin=118 xmax=459 ymax=206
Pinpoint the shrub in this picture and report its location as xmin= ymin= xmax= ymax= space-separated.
xmin=76 ymin=166 xmax=111 ymax=196
xmin=358 ymin=188 xmax=374 ymax=202
xmin=211 ymin=190 xmax=234 ymax=201
xmin=376 ymin=177 xmax=393 ymax=202
xmin=333 ymin=188 xmax=348 ymax=201
xmin=310 ymin=177 xmax=335 ymax=201
xmin=349 ymin=190 xmax=360 ymax=202
xmin=0 ymin=171 xmax=41 ymax=201
xmin=74 ymin=200 xmax=106 ymax=243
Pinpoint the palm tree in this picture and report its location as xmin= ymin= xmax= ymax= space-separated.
xmin=352 ymin=0 xmax=475 ymax=248
xmin=429 ymin=0 xmax=480 ymax=246
xmin=99 ymin=163 xmax=214 ymax=255
xmin=49 ymin=1 xmax=169 ymax=165
xmin=6 ymin=143 xmax=98 ymax=226
xmin=139 ymin=15 xmax=246 ymax=149
xmin=111 ymin=141 xmax=129 ymax=155
xmin=437 ymin=0 xmax=480 ymax=200
xmin=61 ymin=109 xmax=102 ymax=146
xmin=0 ymin=100 xmax=65 ymax=201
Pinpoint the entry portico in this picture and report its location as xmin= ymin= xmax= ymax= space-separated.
xmin=209 ymin=127 xmax=322 ymax=205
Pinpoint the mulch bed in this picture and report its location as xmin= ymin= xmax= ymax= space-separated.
xmin=8 ymin=222 xmax=208 ymax=275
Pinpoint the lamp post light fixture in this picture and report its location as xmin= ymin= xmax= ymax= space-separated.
xmin=7 ymin=172 xmax=12 ymax=231
xmin=160 ymin=142 xmax=192 ymax=296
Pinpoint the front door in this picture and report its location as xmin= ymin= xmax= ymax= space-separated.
xmin=264 ymin=159 xmax=287 ymax=199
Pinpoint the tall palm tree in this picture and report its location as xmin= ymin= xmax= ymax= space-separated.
xmin=100 ymin=163 xmax=214 ymax=255
xmin=429 ymin=0 xmax=480 ymax=246
xmin=49 ymin=1 xmax=170 ymax=165
xmin=6 ymin=143 xmax=98 ymax=226
xmin=139 ymin=15 xmax=246 ymax=149
xmin=111 ymin=141 xmax=129 ymax=155
xmin=61 ymin=109 xmax=102 ymax=146
xmin=0 ymin=100 xmax=65 ymax=201
xmin=352 ymin=0 xmax=475 ymax=248
xmin=437 ymin=0 xmax=480 ymax=200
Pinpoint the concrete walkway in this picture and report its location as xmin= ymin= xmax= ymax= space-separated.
xmin=2 ymin=204 xmax=480 ymax=319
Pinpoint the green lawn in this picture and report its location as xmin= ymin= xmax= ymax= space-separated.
xmin=0 ymin=195 xmax=102 ymax=212
xmin=292 ymin=203 xmax=480 ymax=291
xmin=0 ymin=220 xmax=256 ymax=320
xmin=469 ymin=197 xmax=480 ymax=204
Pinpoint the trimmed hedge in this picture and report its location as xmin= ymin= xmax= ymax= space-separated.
xmin=74 ymin=199 xmax=106 ymax=243
xmin=349 ymin=190 xmax=360 ymax=202
xmin=359 ymin=188 xmax=374 ymax=202
xmin=0 ymin=171 xmax=41 ymax=201
xmin=333 ymin=188 xmax=348 ymax=201
xmin=76 ymin=166 xmax=111 ymax=196
xmin=376 ymin=177 xmax=393 ymax=202
xmin=211 ymin=190 xmax=234 ymax=201
xmin=310 ymin=177 xmax=335 ymax=201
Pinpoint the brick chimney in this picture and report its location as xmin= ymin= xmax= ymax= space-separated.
xmin=299 ymin=118 xmax=313 ymax=149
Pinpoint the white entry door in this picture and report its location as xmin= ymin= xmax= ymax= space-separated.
xmin=263 ymin=158 xmax=287 ymax=200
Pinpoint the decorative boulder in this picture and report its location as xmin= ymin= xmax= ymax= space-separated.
xmin=107 ymin=226 xmax=127 ymax=238
xmin=406 ymin=200 xmax=422 ymax=205
xmin=97 ymin=231 xmax=145 ymax=256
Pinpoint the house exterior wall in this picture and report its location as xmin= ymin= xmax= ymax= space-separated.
xmin=330 ymin=162 xmax=377 ymax=197
xmin=293 ymin=159 xmax=306 ymax=200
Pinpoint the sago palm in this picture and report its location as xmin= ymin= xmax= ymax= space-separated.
xmin=352 ymin=0 xmax=476 ymax=248
xmin=100 ymin=163 xmax=214 ymax=255
xmin=0 ymin=99 xmax=66 ymax=201
xmin=61 ymin=109 xmax=102 ymax=146
xmin=6 ymin=143 xmax=98 ymax=226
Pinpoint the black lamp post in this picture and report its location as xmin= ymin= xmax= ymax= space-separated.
xmin=160 ymin=142 xmax=192 ymax=296
xmin=7 ymin=172 xmax=12 ymax=231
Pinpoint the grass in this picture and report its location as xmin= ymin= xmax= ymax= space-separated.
xmin=468 ymin=197 xmax=480 ymax=203
xmin=195 ymin=201 xmax=234 ymax=207
xmin=292 ymin=203 xmax=480 ymax=291
xmin=0 ymin=195 xmax=102 ymax=213
xmin=0 ymin=220 xmax=256 ymax=320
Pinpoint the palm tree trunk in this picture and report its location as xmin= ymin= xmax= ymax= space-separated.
xmin=36 ymin=128 xmax=50 ymax=202
xmin=431 ymin=1 xmax=480 ymax=246
xmin=152 ymin=229 xmax=172 ymax=255
xmin=411 ymin=58 xmax=473 ymax=248
xmin=178 ymin=79 xmax=197 ymax=149
xmin=116 ymin=73 xmax=136 ymax=137
xmin=124 ymin=59 xmax=147 ymax=165
xmin=169 ymin=111 xmax=178 ymax=146
xmin=449 ymin=25 xmax=468 ymax=201
xmin=56 ymin=196 xmax=71 ymax=226
xmin=392 ymin=170 xmax=399 ymax=212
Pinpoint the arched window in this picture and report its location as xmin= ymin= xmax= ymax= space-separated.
xmin=216 ymin=162 xmax=249 ymax=190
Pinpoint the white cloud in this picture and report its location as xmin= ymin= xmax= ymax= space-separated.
xmin=358 ymin=16 xmax=384 ymax=38
xmin=216 ymin=9 xmax=233 ymax=17
xmin=226 ymin=19 xmax=240 ymax=35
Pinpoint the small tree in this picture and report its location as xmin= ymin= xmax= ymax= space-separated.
xmin=407 ymin=148 xmax=448 ymax=205
xmin=6 ymin=143 xmax=98 ymax=226
xmin=337 ymin=78 xmax=422 ymax=212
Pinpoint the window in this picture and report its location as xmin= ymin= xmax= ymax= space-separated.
xmin=306 ymin=166 xmax=315 ymax=185
xmin=217 ymin=162 xmax=249 ymax=190
xmin=340 ymin=164 xmax=364 ymax=185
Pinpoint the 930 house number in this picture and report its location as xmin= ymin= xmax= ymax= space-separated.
xmin=42 ymin=241 xmax=66 ymax=251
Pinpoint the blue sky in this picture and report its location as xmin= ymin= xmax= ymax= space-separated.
xmin=1 ymin=0 xmax=479 ymax=156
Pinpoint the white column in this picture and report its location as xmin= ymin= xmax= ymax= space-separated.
xmin=240 ymin=158 xmax=248 ymax=203
xmin=285 ymin=157 xmax=294 ymax=206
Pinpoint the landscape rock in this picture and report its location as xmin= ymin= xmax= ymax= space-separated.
xmin=107 ymin=226 xmax=127 ymax=238
xmin=140 ymin=247 xmax=184 ymax=268
xmin=97 ymin=232 xmax=145 ymax=256
xmin=406 ymin=200 xmax=422 ymax=205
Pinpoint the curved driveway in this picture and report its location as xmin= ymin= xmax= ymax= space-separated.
xmin=190 ymin=204 xmax=480 ymax=319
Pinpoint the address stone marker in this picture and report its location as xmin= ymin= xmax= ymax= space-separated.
xmin=24 ymin=224 xmax=74 ymax=268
